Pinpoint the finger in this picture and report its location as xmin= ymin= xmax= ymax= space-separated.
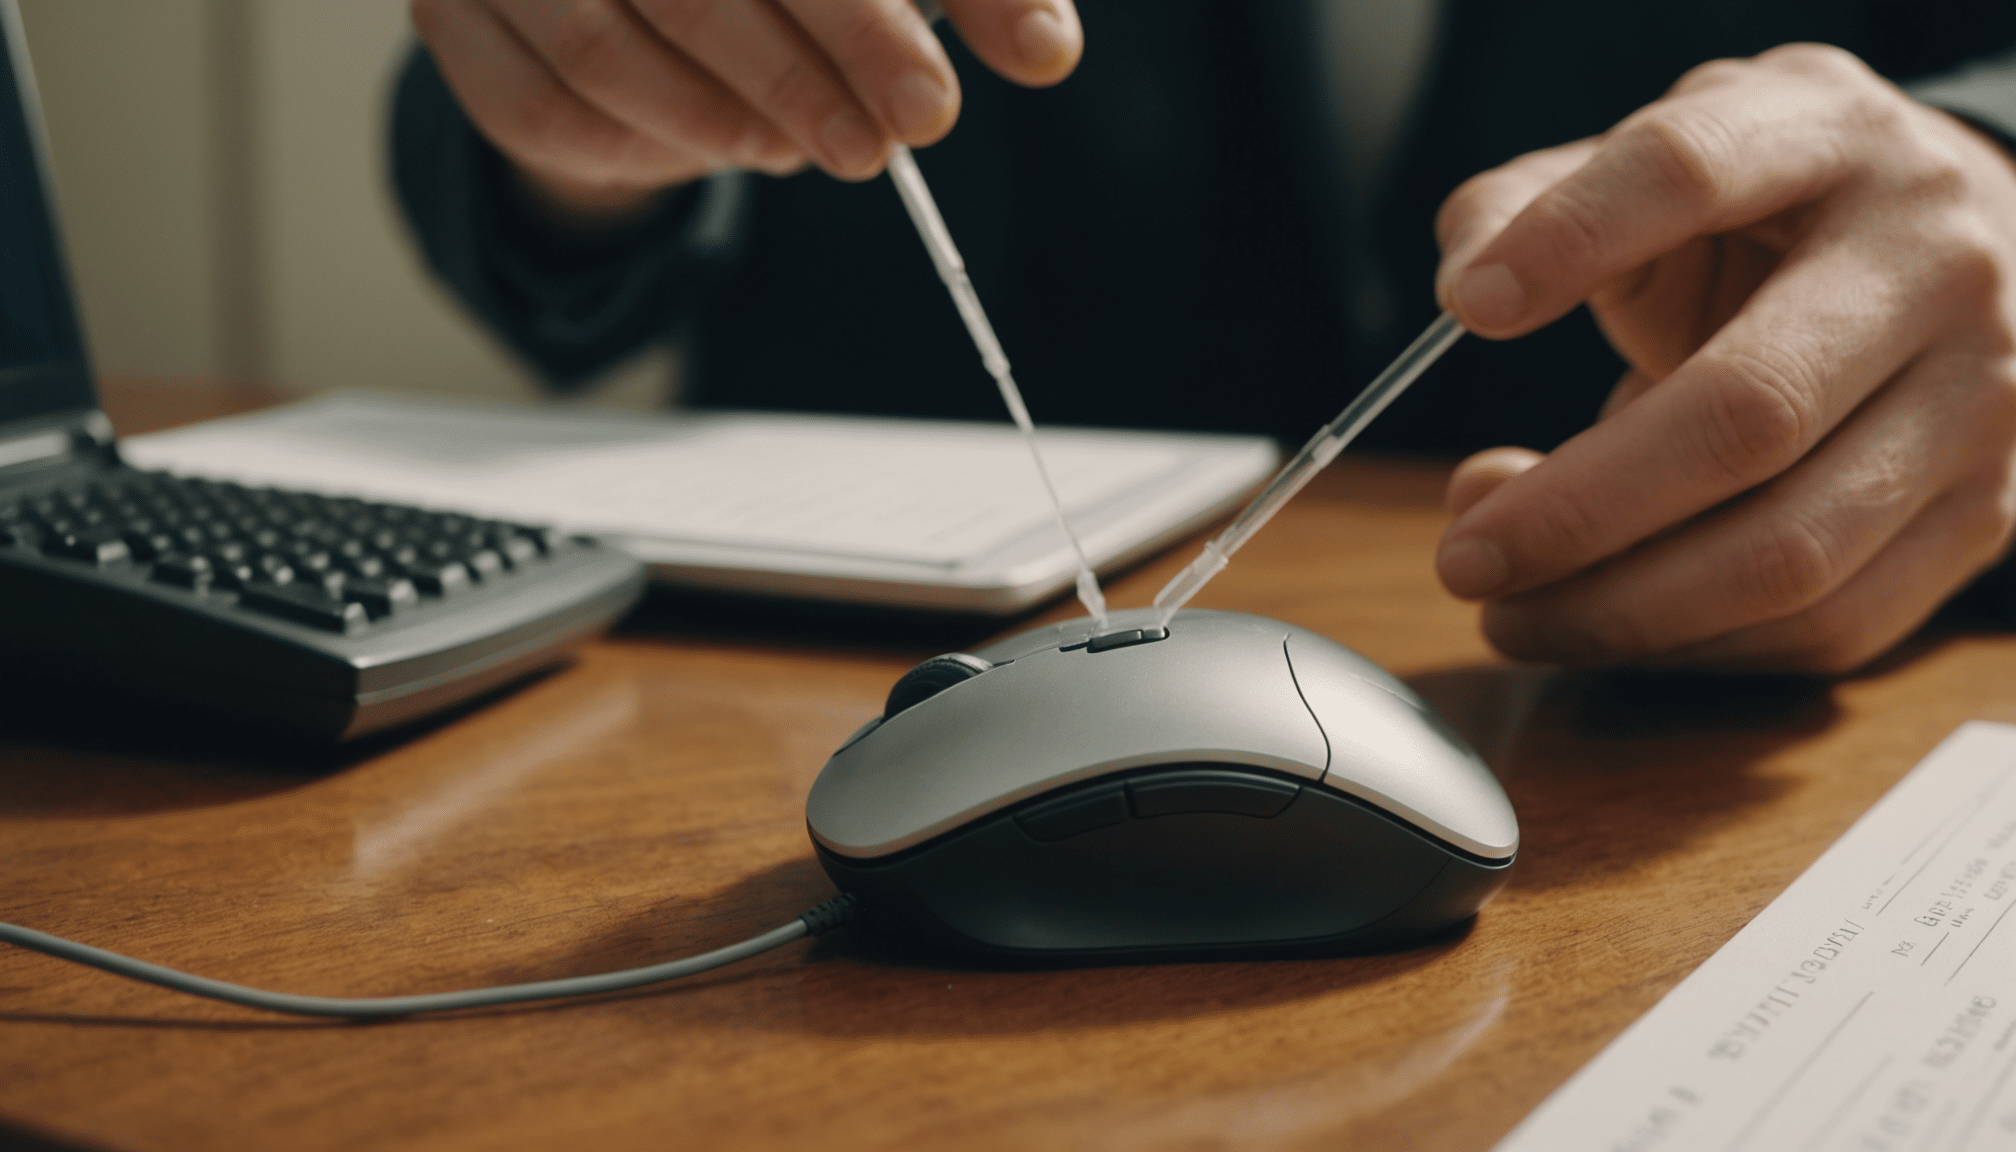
xmin=1588 ymin=231 xmax=1779 ymax=382
xmin=1436 ymin=188 xmax=1974 ymax=602
xmin=1446 ymin=448 xmax=1544 ymax=518
xmin=1435 ymin=139 xmax=1595 ymax=293
xmin=1441 ymin=51 xmax=1877 ymax=338
xmin=1648 ymin=454 xmax=2016 ymax=673
xmin=775 ymin=0 xmax=961 ymax=145
xmin=1597 ymin=368 xmax=1655 ymax=421
xmin=415 ymin=0 xmax=714 ymax=189
xmin=939 ymin=0 xmax=1082 ymax=88
xmin=489 ymin=0 xmax=794 ymax=170
xmin=1473 ymin=339 xmax=2016 ymax=665
xmin=629 ymin=0 xmax=889 ymax=180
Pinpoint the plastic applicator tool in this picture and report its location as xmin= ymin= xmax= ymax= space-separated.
xmin=1151 ymin=310 xmax=1467 ymax=625
xmin=886 ymin=143 xmax=1107 ymax=625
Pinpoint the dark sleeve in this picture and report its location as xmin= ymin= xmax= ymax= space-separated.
xmin=1905 ymin=51 xmax=2016 ymax=623
xmin=1910 ymin=49 xmax=2016 ymax=148
xmin=386 ymin=45 xmax=750 ymax=389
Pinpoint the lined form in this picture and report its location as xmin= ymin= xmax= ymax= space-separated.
xmin=1496 ymin=721 xmax=2016 ymax=1152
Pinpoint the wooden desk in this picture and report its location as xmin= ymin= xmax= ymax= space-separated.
xmin=4 ymin=377 xmax=2015 ymax=1152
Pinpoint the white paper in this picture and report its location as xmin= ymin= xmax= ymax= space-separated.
xmin=1497 ymin=720 xmax=2016 ymax=1152
xmin=120 ymin=395 xmax=1186 ymax=568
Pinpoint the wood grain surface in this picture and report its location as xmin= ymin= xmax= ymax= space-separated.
xmin=3 ymin=377 xmax=2014 ymax=1151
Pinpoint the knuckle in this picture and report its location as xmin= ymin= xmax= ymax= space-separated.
xmin=1761 ymin=42 xmax=1870 ymax=83
xmin=825 ymin=3 xmax=888 ymax=61
xmin=1523 ymin=183 xmax=1612 ymax=271
xmin=546 ymin=1 xmax=632 ymax=85
xmin=631 ymin=0 xmax=708 ymax=44
xmin=1688 ymin=350 xmax=1818 ymax=483
xmin=1520 ymin=488 xmax=1615 ymax=568
xmin=1960 ymin=456 xmax=2016 ymax=566
xmin=1731 ymin=517 xmax=1842 ymax=616
xmin=495 ymin=91 xmax=620 ymax=177
xmin=1923 ymin=216 xmax=2009 ymax=311
xmin=1669 ymin=56 xmax=1749 ymax=97
xmin=760 ymin=56 xmax=830 ymax=119
xmin=1621 ymin=109 xmax=1732 ymax=213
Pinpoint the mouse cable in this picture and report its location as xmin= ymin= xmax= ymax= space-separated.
xmin=0 ymin=893 xmax=864 ymax=1019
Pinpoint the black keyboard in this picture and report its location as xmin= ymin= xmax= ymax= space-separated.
xmin=0 ymin=465 xmax=646 ymax=742
xmin=0 ymin=471 xmax=564 ymax=635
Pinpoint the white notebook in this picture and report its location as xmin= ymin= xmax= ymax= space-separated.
xmin=120 ymin=392 xmax=1278 ymax=612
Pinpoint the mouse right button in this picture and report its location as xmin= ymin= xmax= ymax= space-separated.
xmin=1284 ymin=631 xmax=1519 ymax=859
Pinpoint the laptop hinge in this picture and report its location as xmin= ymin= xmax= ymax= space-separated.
xmin=0 ymin=407 xmax=115 ymax=487
xmin=0 ymin=427 xmax=66 ymax=470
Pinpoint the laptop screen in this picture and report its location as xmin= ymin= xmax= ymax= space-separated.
xmin=0 ymin=5 xmax=96 ymax=427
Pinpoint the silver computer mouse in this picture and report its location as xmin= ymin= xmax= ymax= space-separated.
xmin=805 ymin=608 xmax=1517 ymax=961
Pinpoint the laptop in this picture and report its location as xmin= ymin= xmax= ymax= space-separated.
xmin=0 ymin=1 xmax=646 ymax=742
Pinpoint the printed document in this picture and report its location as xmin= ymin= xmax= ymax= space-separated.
xmin=1497 ymin=721 xmax=2016 ymax=1152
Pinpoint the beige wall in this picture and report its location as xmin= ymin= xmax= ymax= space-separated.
xmin=15 ymin=0 xmax=668 ymax=407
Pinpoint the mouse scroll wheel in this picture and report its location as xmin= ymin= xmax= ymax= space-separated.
xmin=884 ymin=652 xmax=994 ymax=718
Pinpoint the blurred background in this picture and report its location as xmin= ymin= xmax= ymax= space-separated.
xmin=16 ymin=0 xmax=671 ymax=409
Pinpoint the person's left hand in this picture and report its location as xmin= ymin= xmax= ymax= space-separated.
xmin=1431 ymin=43 xmax=2016 ymax=673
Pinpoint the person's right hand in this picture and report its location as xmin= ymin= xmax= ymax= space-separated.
xmin=410 ymin=0 xmax=1082 ymax=223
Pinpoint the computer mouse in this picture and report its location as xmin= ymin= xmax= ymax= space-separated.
xmin=806 ymin=608 xmax=1517 ymax=961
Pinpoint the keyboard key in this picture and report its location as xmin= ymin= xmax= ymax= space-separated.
xmin=121 ymin=529 xmax=175 ymax=561
xmin=401 ymin=561 xmax=469 ymax=596
xmin=151 ymin=552 xmax=213 ymax=589
xmin=238 ymin=582 xmax=367 ymax=634
xmin=342 ymin=576 xmax=419 ymax=619
xmin=0 ymin=521 xmax=36 ymax=547
xmin=515 ymin=526 xmax=560 ymax=555
xmin=43 ymin=529 xmax=130 ymax=565
xmin=286 ymin=546 xmax=333 ymax=572
xmin=208 ymin=558 xmax=256 ymax=589
xmin=462 ymin=548 xmax=504 ymax=581
xmin=504 ymin=535 xmax=540 ymax=566
xmin=339 ymin=552 xmax=386 ymax=579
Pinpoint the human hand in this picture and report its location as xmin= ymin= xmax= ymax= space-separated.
xmin=1431 ymin=44 xmax=2016 ymax=674
xmin=409 ymin=0 xmax=1082 ymax=223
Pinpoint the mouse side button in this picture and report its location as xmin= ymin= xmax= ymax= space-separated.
xmin=1129 ymin=769 xmax=1299 ymax=818
xmin=1014 ymin=784 xmax=1128 ymax=841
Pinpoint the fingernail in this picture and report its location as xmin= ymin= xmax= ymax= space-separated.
xmin=1438 ymin=536 xmax=1510 ymax=599
xmin=1014 ymin=7 xmax=1071 ymax=69
xmin=1457 ymin=263 xmax=1526 ymax=330
xmin=886 ymin=70 xmax=952 ymax=139
xmin=819 ymin=108 xmax=883 ymax=175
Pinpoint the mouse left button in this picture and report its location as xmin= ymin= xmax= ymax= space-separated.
xmin=884 ymin=652 xmax=994 ymax=718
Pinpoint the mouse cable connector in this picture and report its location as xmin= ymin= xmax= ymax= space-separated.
xmin=0 ymin=893 xmax=864 ymax=1019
